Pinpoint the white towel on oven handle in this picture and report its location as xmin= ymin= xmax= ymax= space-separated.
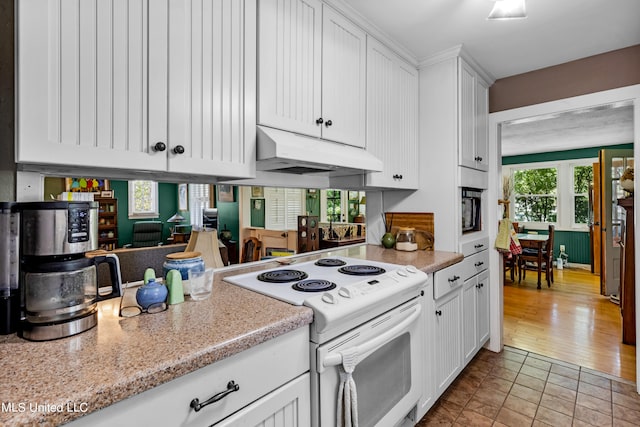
xmin=337 ymin=347 xmax=359 ymax=427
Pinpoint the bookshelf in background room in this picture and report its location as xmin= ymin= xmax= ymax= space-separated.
xmin=97 ymin=198 xmax=118 ymax=250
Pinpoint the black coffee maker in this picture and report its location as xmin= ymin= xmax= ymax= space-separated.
xmin=18 ymin=201 xmax=122 ymax=341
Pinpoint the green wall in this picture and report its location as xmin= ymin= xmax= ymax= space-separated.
xmin=111 ymin=181 xmax=178 ymax=247
xmin=502 ymin=143 xmax=633 ymax=165
xmin=216 ymin=186 xmax=240 ymax=242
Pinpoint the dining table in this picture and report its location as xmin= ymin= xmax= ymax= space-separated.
xmin=516 ymin=233 xmax=549 ymax=289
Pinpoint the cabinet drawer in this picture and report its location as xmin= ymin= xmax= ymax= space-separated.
xmin=434 ymin=261 xmax=464 ymax=300
xmin=460 ymin=236 xmax=490 ymax=257
xmin=68 ymin=328 xmax=309 ymax=427
xmin=460 ymin=250 xmax=489 ymax=281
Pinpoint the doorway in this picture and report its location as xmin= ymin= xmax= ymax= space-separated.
xmin=487 ymin=84 xmax=640 ymax=390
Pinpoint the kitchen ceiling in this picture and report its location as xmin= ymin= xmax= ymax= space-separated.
xmin=340 ymin=0 xmax=640 ymax=80
xmin=500 ymin=102 xmax=634 ymax=156
xmin=341 ymin=0 xmax=639 ymax=156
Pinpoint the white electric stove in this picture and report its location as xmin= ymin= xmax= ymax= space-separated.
xmin=224 ymin=256 xmax=427 ymax=343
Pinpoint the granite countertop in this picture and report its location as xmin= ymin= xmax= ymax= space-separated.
xmin=0 ymin=244 xmax=462 ymax=426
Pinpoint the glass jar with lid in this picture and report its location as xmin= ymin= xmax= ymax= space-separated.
xmin=395 ymin=227 xmax=418 ymax=252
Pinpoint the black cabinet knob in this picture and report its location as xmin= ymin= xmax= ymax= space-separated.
xmin=325 ymin=120 xmax=332 ymax=127
xmin=435 ymin=310 xmax=442 ymax=316
xmin=152 ymin=142 xmax=166 ymax=152
xmin=316 ymin=118 xmax=324 ymax=125
xmin=172 ymin=145 xmax=185 ymax=155
xmin=475 ymin=156 xmax=483 ymax=162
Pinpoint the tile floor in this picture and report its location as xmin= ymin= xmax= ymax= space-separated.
xmin=417 ymin=346 xmax=640 ymax=426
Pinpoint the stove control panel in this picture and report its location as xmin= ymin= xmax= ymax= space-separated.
xmin=320 ymin=265 xmax=421 ymax=303
xmin=306 ymin=265 xmax=428 ymax=341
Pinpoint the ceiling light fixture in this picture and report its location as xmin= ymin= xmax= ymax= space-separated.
xmin=488 ymin=0 xmax=527 ymax=20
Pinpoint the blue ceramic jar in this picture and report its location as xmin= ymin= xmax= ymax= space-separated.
xmin=135 ymin=278 xmax=168 ymax=309
xmin=163 ymin=253 xmax=205 ymax=281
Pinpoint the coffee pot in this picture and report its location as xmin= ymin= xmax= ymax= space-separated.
xmin=18 ymin=201 xmax=122 ymax=341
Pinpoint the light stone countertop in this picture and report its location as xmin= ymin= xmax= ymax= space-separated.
xmin=0 ymin=244 xmax=462 ymax=426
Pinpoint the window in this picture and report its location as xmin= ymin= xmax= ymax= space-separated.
xmin=513 ymin=167 xmax=558 ymax=223
xmin=573 ymin=165 xmax=593 ymax=225
xmin=264 ymin=187 xmax=304 ymax=230
xmin=128 ymin=180 xmax=159 ymax=219
xmin=505 ymin=159 xmax=595 ymax=231
xmin=326 ymin=190 xmax=342 ymax=222
xmin=188 ymin=184 xmax=211 ymax=227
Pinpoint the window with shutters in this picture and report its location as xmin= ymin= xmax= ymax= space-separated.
xmin=264 ymin=187 xmax=304 ymax=230
xmin=188 ymin=184 xmax=211 ymax=227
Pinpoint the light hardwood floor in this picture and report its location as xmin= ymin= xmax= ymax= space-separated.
xmin=503 ymin=264 xmax=636 ymax=382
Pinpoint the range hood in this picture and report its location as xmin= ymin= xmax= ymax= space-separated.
xmin=256 ymin=126 xmax=383 ymax=177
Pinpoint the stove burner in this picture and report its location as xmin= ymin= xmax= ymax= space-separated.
xmin=292 ymin=279 xmax=337 ymax=292
xmin=258 ymin=269 xmax=308 ymax=283
xmin=315 ymin=258 xmax=347 ymax=267
xmin=338 ymin=265 xmax=386 ymax=276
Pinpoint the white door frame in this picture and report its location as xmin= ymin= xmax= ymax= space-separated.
xmin=487 ymin=84 xmax=640 ymax=390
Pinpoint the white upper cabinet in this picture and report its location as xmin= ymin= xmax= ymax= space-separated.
xmin=166 ymin=0 xmax=256 ymax=178
xmin=458 ymin=57 xmax=489 ymax=172
xmin=320 ymin=6 xmax=366 ymax=147
xmin=17 ymin=0 xmax=256 ymax=179
xmin=365 ymin=37 xmax=418 ymax=189
xmin=258 ymin=0 xmax=323 ymax=138
xmin=258 ymin=0 xmax=366 ymax=148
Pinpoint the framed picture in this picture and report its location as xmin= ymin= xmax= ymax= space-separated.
xmin=217 ymin=185 xmax=235 ymax=203
xmin=178 ymin=184 xmax=188 ymax=210
xmin=251 ymin=186 xmax=264 ymax=198
xmin=65 ymin=178 xmax=110 ymax=193
xmin=100 ymin=190 xmax=114 ymax=198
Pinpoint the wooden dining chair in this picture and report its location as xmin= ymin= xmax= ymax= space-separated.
xmin=241 ymin=237 xmax=262 ymax=263
xmin=520 ymin=224 xmax=555 ymax=287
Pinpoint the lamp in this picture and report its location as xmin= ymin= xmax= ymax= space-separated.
xmin=167 ymin=212 xmax=186 ymax=237
xmin=167 ymin=212 xmax=185 ymax=223
xmin=488 ymin=0 xmax=527 ymax=20
xmin=354 ymin=196 xmax=366 ymax=223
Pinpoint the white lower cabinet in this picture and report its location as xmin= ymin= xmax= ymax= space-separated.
xmin=462 ymin=274 xmax=479 ymax=364
xmin=432 ymin=283 xmax=463 ymax=397
xmin=67 ymin=328 xmax=310 ymax=427
xmin=423 ymin=244 xmax=491 ymax=416
xmin=417 ymin=278 xmax=435 ymax=420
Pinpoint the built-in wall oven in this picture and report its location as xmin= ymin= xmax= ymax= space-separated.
xmin=224 ymin=256 xmax=427 ymax=427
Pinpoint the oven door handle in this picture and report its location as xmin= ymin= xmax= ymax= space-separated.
xmin=322 ymin=304 xmax=422 ymax=368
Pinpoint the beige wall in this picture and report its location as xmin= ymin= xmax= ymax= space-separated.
xmin=0 ymin=0 xmax=15 ymax=201
xmin=490 ymin=44 xmax=640 ymax=113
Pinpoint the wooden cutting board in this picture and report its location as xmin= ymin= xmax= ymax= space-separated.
xmin=384 ymin=212 xmax=435 ymax=250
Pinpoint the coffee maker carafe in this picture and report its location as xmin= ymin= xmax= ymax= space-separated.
xmin=18 ymin=201 xmax=122 ymax=341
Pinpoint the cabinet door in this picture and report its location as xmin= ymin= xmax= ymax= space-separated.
xmin=217 ymin=374 xmax=310 ymax=427
xmin=365 ymin=37 xmax=418 ymax=189
xmin=433 ymin=290 xmax=462 ymax=397
xmin=417 ymin=284 xmax=436 ymax=420
xmin=474 ymin=78 xmax=489 ymax=171
xmin=462 ymin=276 xmax=478 ymax=365
xmin=258 ymin=0 xmax=322 ymax=139
xmin=392 ymin=59 xmax=419 ymax=188
xmin=458 ymin=58 xmax=476 ymax=170
xmin=17 ymin=0 xmax=167 ymax=171
xmin=476 ymin=270 xmax=490 ymax=346
xmin=167 ymin=0 xmax=256 ymax=178
xmin=321 ymin=6 xmax=366 ymax=147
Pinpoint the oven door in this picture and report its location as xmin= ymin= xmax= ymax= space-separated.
xmin=313 ymin=297 xmax=423 ymax=427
